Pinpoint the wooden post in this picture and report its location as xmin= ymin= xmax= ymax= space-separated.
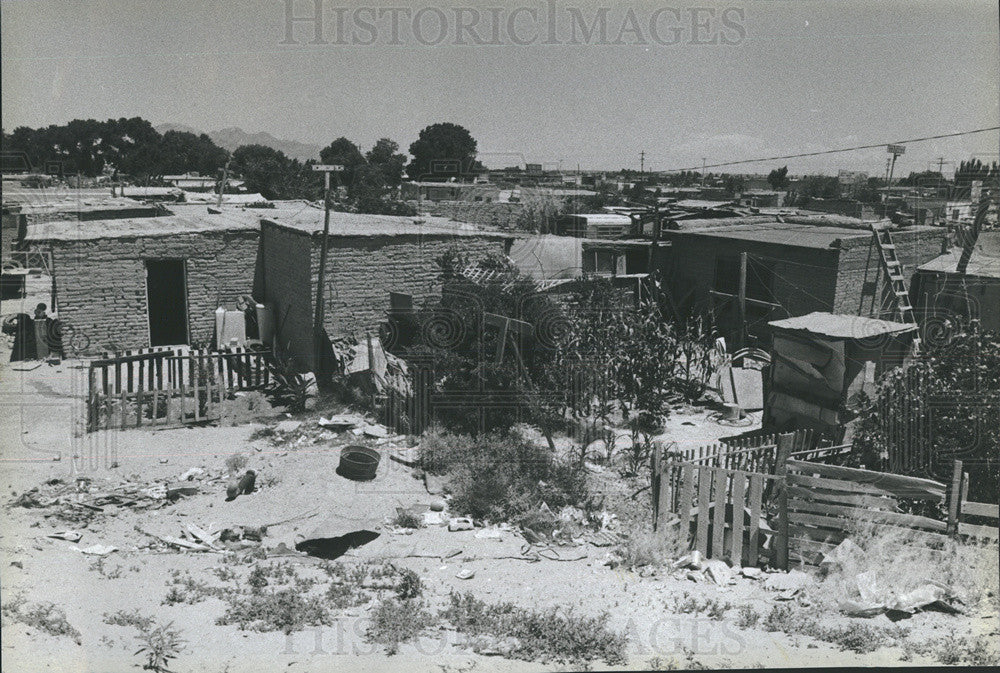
xmin=773 ymin=432 xmax=795 ymax=570
xmin=947 ymin=459 xmax=963 ymax=536
xmin=737 ymin=251 xmax=747 ymax=348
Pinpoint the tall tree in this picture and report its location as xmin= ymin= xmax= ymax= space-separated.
xmin=767 ymin=166 xmax=789 ymax=190
xmin=319 ymin=137 xmax=365 ymax=188
xmin=407 ymin=123 xmax=480 ymax=180
xmin=365 ymin=137 xmax=407 ymax=187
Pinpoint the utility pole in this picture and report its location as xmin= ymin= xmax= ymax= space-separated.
xmin=701 ymin=158 xmax=707 ymax=187
xmin=640 ymin=150 xmax=645 ymax=175
xmin=311 ymin=163 xmax=344 ymax=387
xmin=737 ymin=252 xmax=748 ymax=348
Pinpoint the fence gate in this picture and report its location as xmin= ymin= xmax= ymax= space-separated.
xmin=654 ymin=458 xmax=785 ymax=568
xmin=87 ymin=347 xmax=271 ymax=431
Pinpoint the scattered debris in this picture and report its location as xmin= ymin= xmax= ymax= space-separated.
xmin=704 ymin=559 xmax=734 ymax=586
xmin=237 ymin=470 xmax=256 ymax=495
xmin=76 ymin=544 xmax=117 ymax=556
xmin=48 ymin=531 xmax=83 ymax=542
xmin=274 ymin=420 xmax=302 ymax=434
xmin=448 ymin=517 xmax=474 ymax=532
xmin=318 ymin=414 xmax=363 ymax=430
xmin=455 ymin=568 xmax=475 ymax=580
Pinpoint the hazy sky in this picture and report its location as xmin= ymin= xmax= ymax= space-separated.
xmin=2 ymin=0 xmax=998 ymax=175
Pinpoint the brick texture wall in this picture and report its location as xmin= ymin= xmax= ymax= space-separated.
xmin=316 ymin=235 xmax=508 ymax=339
xmin=46 ymin=231 xmax=259 ymax=354
xmin=834 ymin=228 xmax=949 ymax=318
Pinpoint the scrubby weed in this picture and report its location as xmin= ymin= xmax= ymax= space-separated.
xmin=735 ymin=604 xmax=760 ymax=628
xmin=667 ymin=592 xmax=730 ymax=620
xmin=217 ymin=588 xmax=331 ymax=634
xmin=614 ymin=528 xmax=684 ymax=570
xmin=419 ymin=429 xmax=588 ymax=522
xmin=134 ymin=620 xmax=184 ymax=673
xmin=912 ymin=631 xmax=1000 ymax=666
xmin=762 ymin=604 xmax=908 ymax=655
xmin=365 ymin=598 xmax=437 ymax=655
xmin=440 ymin=592 xmax=627 ymax=665
xmin=103 ymin=609 xmax=155 ymax=630
xmin=392 ymin=510 xmax=422 ymax=529
xmin=1 ymin=596 xmax=82 ymax=644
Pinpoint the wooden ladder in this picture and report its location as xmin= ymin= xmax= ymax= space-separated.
xmin=872 ymin=225 xmax=921 ymax=351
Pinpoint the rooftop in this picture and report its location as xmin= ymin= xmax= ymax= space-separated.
xmin=917 ymin=232 xmax=1000 ymax=279
xmin=262 ymin=208 xmax=513 ymax=239
xmin=671 ymin=220 xmax=874 ymax=249
xmin=24 ymin=206 xmax=262 ymax=241
xmin=769 ymin=312 xmax=917 ymax=339
xmin=3 ymin=196 xmax=159 ymax=217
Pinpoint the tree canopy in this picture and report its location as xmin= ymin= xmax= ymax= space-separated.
xmin=407 ymin=122 xmax=480 ymax=180
xmin=767 ymin=166 xmax=789 ymax=190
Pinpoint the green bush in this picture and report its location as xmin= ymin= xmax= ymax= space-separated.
xmin=365 ymin=598 xmax=437 ymax=655
xmin=421 ymin=429 xmax=588 ymax=522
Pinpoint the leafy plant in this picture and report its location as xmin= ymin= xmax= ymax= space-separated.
xmin=365 ymin=598 xmax=437 ymax=655
xmin=1 ymin=597 xmax=82 ymax=644
xmin=134 ymin=621 xmax=184 ymax=673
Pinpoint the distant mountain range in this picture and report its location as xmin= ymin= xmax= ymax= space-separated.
xmin=154 ymin=124 xmax=321 ymax=163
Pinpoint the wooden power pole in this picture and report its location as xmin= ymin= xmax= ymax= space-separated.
xmin=311 ymin=164 xmax=344 ymax=384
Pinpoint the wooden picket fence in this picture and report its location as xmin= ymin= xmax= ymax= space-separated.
xmin=669 ymin=429 xmax=851 ymax=474
xmin=653 ymin=436 xmax=997 ymax=570
xmin=86 ymin=346 xmax=271 ymax=431
xmin=654 ymin=460 xmax=784 ymax=567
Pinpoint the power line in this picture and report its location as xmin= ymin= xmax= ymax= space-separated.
xmin=661 ymin=126 xmax=1000 ymax=173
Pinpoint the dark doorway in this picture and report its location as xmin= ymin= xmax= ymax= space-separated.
xmin=145 ymin=259 xmax=188 ymax=346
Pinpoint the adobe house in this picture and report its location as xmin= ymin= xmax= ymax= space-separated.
xmin=257 ymin=210 xmax=515 ymax=373
xmin=659 ymin=219 xmax=948 ymax=344
xmin=23 ymin=207 xmax=262 ymax=354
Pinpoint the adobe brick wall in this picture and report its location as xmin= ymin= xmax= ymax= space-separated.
xmin=44 ymin=231 xmax=259 ymax=354
xmin=834 ymin=228 xmax=949 ymax=318
xmin=315 ymin=235 xmax=509 ymax=341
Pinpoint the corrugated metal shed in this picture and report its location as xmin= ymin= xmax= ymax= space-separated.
xmin=917 ymin=233 xmax=1000 ymax=279
xmin=768 ymin=312 xmax=917 ymax=340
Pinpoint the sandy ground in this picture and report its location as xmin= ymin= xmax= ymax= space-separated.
xmin=0 ymin=331 xmax=996 ymax=672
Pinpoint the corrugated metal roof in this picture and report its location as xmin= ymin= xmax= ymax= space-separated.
xmin=560 ymin=213 xmax=632 ymax=225
xmin=768 ymin=312 xmax=917 ymax=339
xmin=671 ymin=222 xmax=872 ymax=249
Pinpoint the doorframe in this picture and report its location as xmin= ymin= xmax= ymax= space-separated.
xmin=144 ymin=258 xmax=191 ymax=347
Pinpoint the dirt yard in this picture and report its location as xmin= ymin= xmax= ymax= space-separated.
xmin=1 ymin=343 xmax=997 ymax=672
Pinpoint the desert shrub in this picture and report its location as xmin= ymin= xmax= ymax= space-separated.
xmin=735 ymin=605 xmax=760 ymax=628
xmin=421 ymin=429 xmax=588 ymax=522
xmin=614 ymin=529 xmax=683 ymax=569
xmin=217 ymin=588 xmax=331 ymax=634
xmin=391 ymin=510 xmax=422 ymax=529
xmin=103 ymin=609 xmax=155 ymax=630
xmin=1 ymin=597 xmax=82 ymax=644
xmin=365 ymin=598 xmax=437 ymax=655
xmin=440 ymin=592 xmax=627 ymax=665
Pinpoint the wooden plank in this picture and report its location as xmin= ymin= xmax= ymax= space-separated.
xmin=191 ymin=355 xmax=200 ymax=422
xmin=730 ymin=471 xmax=745 ymax=566
xmin=961 ymin=501 xmax=1000 ymax=519
xmin=747 ymin=474 xmax=763 ymax=567
xmin=151 ymin=388 xmax=160 ymax=426
xmin=119 ymin=389 xmax=127 ymax=430
xmin=773 ymin=433 xmax=794 ymax=571
xmin=114 ymin=360 xmax=122 ymax=396
xmin=787 ymin=473 xmax=902 ymax=499
xmin=678 ymin=464 xmax=695 ymax=549
xmin=785 ymin=459 xmax=946 ymax=500
xmin=786 ymin=485 xmax=899 ymax=511
xmin=788 ymin=523 xmax=847 ymax=544
xmin=126 ymin=357 xmax=134 ymax=393
xmin=957 ymin=522 xmax=1000 ymax=540
xmin=135 ymin=390 xmax=143 ymax=428
xmin=711 ymin=468 xmax=727 ymax=560
xmin=786 ymin=503 xmax=948 ymax=533
xmin=947 ymin=460 xmax=963 ymax=536
xmin=695 ymin=467 xmax=711 ymax=556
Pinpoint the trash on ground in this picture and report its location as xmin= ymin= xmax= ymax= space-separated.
xmin=76 ymin=544 xmax=117 ymax=556
xmin=48 ymin=531 xmax=83 ymax=542
xmin=455 ymin=568 xmax=475 ymax=580
xmin=448 ymin=517 xmax=474 ymax=532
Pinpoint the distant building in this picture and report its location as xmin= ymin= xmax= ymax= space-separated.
xmin=740 ymin=189 xmax=785 ymax=208
xmin=556 ymin=213 xmax=634 ymax=238
xmin=659 ymin=219 xmax=948 ymax=345
xmin=912 ymin=231 xmax=1000 ymax=333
